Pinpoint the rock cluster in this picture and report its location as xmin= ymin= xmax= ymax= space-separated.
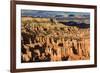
xmin=21 ymin=17 xmax=90 ymax=62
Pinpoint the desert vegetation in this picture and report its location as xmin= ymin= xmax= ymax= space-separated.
xmin=21 ymin=17 xmax=90 ymax=63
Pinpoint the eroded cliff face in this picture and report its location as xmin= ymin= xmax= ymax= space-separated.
xmin=21 ymin=17 xmax=90 ymax=62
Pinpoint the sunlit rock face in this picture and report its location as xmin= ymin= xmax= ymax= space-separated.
xmin=21 ymin=17 xmax=90 ymax=63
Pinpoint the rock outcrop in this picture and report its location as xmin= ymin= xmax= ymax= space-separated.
xmin=21 ymin=17 xmax=90 ymax=62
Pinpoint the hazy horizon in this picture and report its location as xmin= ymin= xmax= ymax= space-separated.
xmin=21 ymin=9 xmax=90 ymax=19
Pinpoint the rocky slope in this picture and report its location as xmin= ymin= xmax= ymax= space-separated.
xmin=21 ymin=17 xmax=90 ymax=62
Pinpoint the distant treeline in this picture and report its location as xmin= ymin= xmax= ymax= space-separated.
xmin=60 ymin=21 xmax=90 ymax=28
